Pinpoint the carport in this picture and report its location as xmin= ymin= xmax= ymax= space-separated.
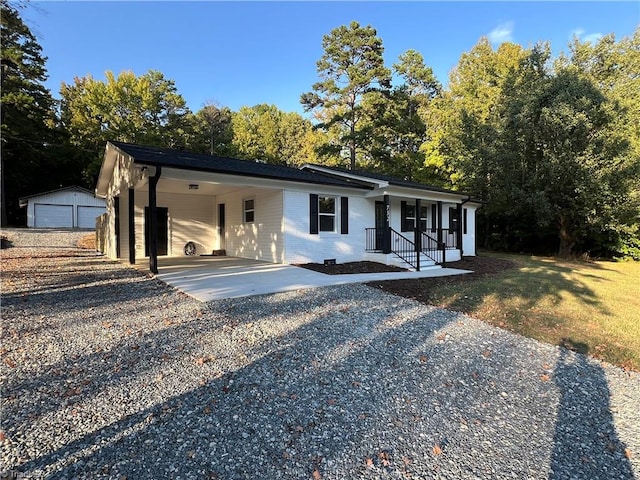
xmin=139 ymin=256 xmax=472 ymax=302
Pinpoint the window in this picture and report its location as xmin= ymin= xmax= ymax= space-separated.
xmin=401 ymin=202 xmax=428 ymax=232
xmin=243 ymin=198 xmax=255 ymax=223
xmin=318 ymin=196 xmax=336 ymax=232
xmin=402 ymin=204 xmax=416 ymax=232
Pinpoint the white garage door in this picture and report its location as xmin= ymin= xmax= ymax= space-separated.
xmin=34 ymin=204 xmax=73 ymax=228
xmin=77 ymin=206 xmax=105 ymax=229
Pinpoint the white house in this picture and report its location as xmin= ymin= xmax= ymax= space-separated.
xmin=19 ymin=186 xmax=106 ymax=229
xmin=95 ymin=141 xmax=481 ymax=273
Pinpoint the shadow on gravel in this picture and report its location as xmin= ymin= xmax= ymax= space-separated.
xmin=550 ymin=340 xmax=633 ymax=479
xmin=4 ymin=254 xmax=637 ymax=479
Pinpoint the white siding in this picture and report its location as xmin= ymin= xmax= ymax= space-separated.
xmin=216 ymin=188 xmax=284 ymax=263
xmin=27 ymin=189 xmax=105 ymax=228
xmin=132 ymin=191 xmax=217 ymax=258
xmin=283 ymin=189 xmax=370 ymax=264
xmin=462 ymin=205 xmax=477 ymax=256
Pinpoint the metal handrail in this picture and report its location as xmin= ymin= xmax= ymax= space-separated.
xmin=365 ymin=228 xmax=379 ymax=252
xmin=390 ymin=228 xmax=419 ymax=270
xmin=421 ymin=232 xmax=446 ymax=266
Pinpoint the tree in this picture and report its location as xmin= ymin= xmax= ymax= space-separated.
xmin=365 ymin=49 xmax=440 ymax=180
xmin=191 ymin=101 xmax=233 ymax=156
xmin=230 ymin=104 xmax=318 ymax=166
xmin=301 ymin=21 xmax=391 ymax=170
xmin=59 ymin=69 xmax=191 ymax=182
xmin=1 ymin=0 xmax=58 ymax=225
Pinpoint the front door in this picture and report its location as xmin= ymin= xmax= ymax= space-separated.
xmin=218 ymin=203 xmax=226 ymax=250
xmin=375 ymin=201 xmax=385 ymax=250
xmin=144 ymin=207 xmax=168 ymax=256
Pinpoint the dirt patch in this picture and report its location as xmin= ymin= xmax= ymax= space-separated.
xmin=77 ymin=233 xmax=97 ymax=250
xmin=296 ymin=261 xmax=407 ymax=275
xmin=368 ymin=255 xmax=517 ymax=302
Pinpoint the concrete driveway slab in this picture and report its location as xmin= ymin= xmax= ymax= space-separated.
xmin=151 ymin=256 xmax=472 ymax=301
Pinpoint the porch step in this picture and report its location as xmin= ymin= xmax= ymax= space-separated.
xmin=364 ymin=252 xmax=440 ymax=272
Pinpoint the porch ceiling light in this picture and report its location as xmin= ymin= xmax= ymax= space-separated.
xmin=188 ymin=184 xmax=199 ymax=190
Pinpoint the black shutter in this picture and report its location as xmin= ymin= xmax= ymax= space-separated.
xmin=431 ymin=204 xmax=437 ymax=232
xmin=340 ymin=197 xmax=349 ymax=234
xmin=463 ymin=208 xmax=468 ymax=235
xmin=309 ymin=194 xmax=318 ymax=234
xmin=401 ymin=201 xmax=407 ymax=232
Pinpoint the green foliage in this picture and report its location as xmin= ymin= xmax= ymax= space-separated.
xmin=0 ymin=0 xmax=72 ymax=226
xmin=301 ymin=21 xmax=391 ymax=170
xmin=427 ymin=32 xmax=640 ymax=258
xmin=230 ymin=104 xmax=319 ymax=166
xmin=190 ymin=103 xmax=233 ymax=156
xmin=60 ymin=69 xmax=192 ymax=182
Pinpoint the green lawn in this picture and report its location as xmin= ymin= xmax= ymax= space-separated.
xmin=430 ymin=253 xmax=640 ymax=371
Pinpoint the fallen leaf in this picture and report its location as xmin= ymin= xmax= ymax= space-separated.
xmin=352 ymin=381 xmax=362 ymax=387
xmin=0 ymin=431 xmax=6 ymax=442
xmin=625 ymin=448 xmax=632 ymax=459
xmin=312 ymin=469 xmax=322 ymax=479
xmin=203 ymin=407 xmax=212 ymax=414
xmin=482 ymin=349 xmax=492 ymax=358
xmin=419 ymin=355 xmax=428 ymax=363
xmin=295 ymin=425 xmax=304 ymax=433
xmin=378 ymin=451 xmax=391 ymax=466
xmin=3 ymin=358 xmax=16 ymax=368
xmin=540 ymin=374 xmax=550 ymax=382
xmin=365 ymin=458 xmax=373 ymax=468
xmin=195 ymin=357 xmax=207 ymax=365
xmin=432 ymin=444 xmax=442 ymax=456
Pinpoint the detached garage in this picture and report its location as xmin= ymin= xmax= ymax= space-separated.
xmin=19 ymin=186 xmax=106 ymax=229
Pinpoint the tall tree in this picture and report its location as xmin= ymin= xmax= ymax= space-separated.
xmin=301 ymin=21 xmax=391 ymax=170
xmin=191 ymin=102 xmax=233 ymax=156
xmin=0 ymin=0 xmax=61 ymax=225
xmin=365 ymin=49 xmax=440 ymax=180
xmin=59 ymin=69 xmax=191 ymax=182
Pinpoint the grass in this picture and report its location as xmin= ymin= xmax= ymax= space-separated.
xmin=428 ymin=253 xmax=640 ymax=371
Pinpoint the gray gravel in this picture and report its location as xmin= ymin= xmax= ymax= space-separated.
xmin=1 ymin=231 xmax=639 ymax=479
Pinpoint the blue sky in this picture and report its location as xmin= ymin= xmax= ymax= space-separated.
xmin=26 ymin=1 xmax=640 ymax=116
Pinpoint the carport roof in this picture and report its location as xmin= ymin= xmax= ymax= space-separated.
xmin=107 ymin=141 xmax=367 ymax=189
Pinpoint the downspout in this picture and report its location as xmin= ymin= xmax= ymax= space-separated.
xmin=148 ymin=166 xmax=162 ymax=274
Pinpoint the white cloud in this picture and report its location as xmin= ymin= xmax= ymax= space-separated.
xmin=487 ymin=21 xmax=514 ymax=44
xmin=571 ymin=28 xmax=603 ymax=44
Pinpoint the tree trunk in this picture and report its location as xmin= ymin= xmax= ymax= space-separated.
xmin=557 ymin=213 xmax=575 ymax=258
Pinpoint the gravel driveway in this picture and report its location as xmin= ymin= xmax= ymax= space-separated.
xmin=1 ymin=230 xmax=639 ymax=479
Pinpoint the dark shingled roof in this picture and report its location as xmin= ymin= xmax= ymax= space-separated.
xmin=302 ymin=164 xmax=475 ymax=197
xmin=109 ymin=141 xmax=367 ymax=189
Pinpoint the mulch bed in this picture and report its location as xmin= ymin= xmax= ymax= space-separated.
xmin=368 ymin=255 xmax=518 ymax=303
xmin=296 ymin=261 xmax=407 ymax=275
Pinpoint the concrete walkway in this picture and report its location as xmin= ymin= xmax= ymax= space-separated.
xmin=149 ymin=256 xmax=472 ymax=302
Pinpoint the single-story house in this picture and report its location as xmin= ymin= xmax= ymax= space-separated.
xmin=95 ymin=141 xmax=481 ymax=273
xmin=19 ymin=186 xmax=106 ymax=229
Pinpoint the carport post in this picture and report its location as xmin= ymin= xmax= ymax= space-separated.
xmin=148 ymin=167 xmax=162 ymax=274
xmin=128 ymin=188 xmax=135 ymax=264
